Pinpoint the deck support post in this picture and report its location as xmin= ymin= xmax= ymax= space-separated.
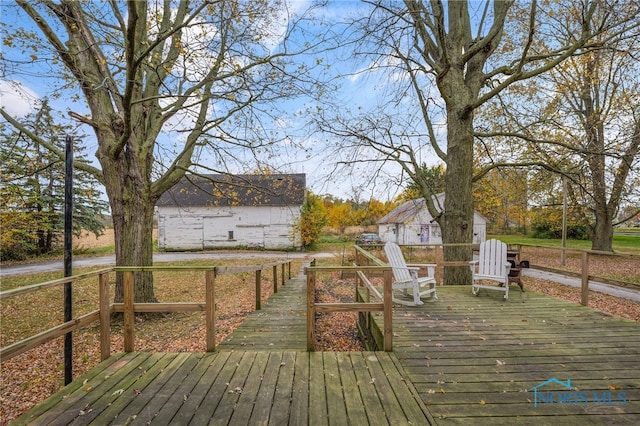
xmin=99 ymin=272 xmax=111 ymax=361
xmin=306 ymin=269 xmax=316 ymax=351
xmin=206 ymin=269 xmax=216 ymax=352
xmin=255 ymin=270 xmax=262 ymax=310
xmin=273 ymin=265 xmax=278 ymax=293
xmin=123 ymin=271 xmax=134 ymax=352
xmin=581 ymin=252 xmax=589 ymax=306
xmin=281 ymin=264 xmax=286 ymax=287
xmin=383 ymin=268 xmax=393 ymax=351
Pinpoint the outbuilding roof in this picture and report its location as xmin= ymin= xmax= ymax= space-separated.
xmin=377 ymin=194 xmax=487 ymax=225
xmin=377 ymin=198 xmax=430 ymax=224
xmin=377 ymin=196 xmax=445 ymax=224
xmin=156 ymin=173 xmax=306 ymax=207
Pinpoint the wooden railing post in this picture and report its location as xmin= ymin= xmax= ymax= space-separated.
xmin=255 ymin=269 xmax=262 ymax=310
xmin=581 ymin=252 xmax=589 ymax=306
xmin=306 ymin=269 xmax=316 ymax=351
xmin=206 ymin=269 xmax=216 ymax=352
xmin=355 ymin=265 xmax=360 ymax=300
xmin=99 ymin=272 xmax=111 ymax=361
xmin=383 ymin=268 xmax=393 ymax=351
xmin=273 ymin=265 xmax=278 ymax=293
xmin=435 ymin=245 xmax=444 ymax=285
xmin=123 ymin=271 xmax=134 ymax=352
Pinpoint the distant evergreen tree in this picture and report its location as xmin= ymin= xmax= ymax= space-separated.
xmin=401 ymin=164 xmax=446 ymax=201
xmin=0 ymin=100 xmax=109 ymax=260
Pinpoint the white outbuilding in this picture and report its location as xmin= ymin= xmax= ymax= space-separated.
xmin=377 ymin=196 xmax=487 ymax=245
xmin=156 ymin=174 xmax=305 ymax=250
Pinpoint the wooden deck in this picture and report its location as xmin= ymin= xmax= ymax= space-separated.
xmin=216 ymin=270 xmax=307 ymax=351
xmin=12 ymin=270 xmax=640 ymax=425
xmin=380 ymin=286 xmax=640 ymax=425
xmin=13 ymin=351 xmax=431 ymax=425
xmin=12 ymin=271 xmax=432 ymax=426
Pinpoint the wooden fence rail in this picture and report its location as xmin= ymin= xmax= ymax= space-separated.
xmin=305 ymin=265 xmax=393 ymax=352
xmin=0 ymin=260 xmax=292 ymax=367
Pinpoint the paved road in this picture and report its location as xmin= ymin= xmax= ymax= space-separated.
xmin=522 ymin=268 xmax=640 ymax=303
xmin=0 ymin=251 xmax=335 ymax=278
xmin=2 ymin=252 xmax=638 ymax=303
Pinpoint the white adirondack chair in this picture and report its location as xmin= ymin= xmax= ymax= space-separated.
xmin=384 ymin=242 xmax=437 ymax=306
xmin=469 ymin=239 xmax=511 ymax=300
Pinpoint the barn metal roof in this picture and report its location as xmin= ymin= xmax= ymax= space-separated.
xmin=377 ymin=194 xmax=487 ymax=225
xmin=377 ymin=198 xmax=434 ymax=224
xmin=156 ymin=174 xmax=306 ymax=207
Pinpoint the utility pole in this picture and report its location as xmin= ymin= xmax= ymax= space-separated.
xmin=561 ymin=176 xmax=567 ymax=266
xmin=64 ymin=135 xmax=73 ymax=385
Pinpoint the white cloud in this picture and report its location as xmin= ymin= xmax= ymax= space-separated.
xmin=0 ymin=80 xmax=40 ymax=117
xmin=260 ymin=0 xmax=313 ymax=53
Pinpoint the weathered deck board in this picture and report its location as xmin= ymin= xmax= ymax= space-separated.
xmin=11 ymin=351 xmax=430 ymax=426
xmin=216 ymin=274 xmax=307 ymax=351
xmin=374 ymin=285 xmax=640 ymax=425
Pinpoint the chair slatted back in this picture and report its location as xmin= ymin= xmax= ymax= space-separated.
xmin=384 ymin=242 xmax=412 ymax=282
xmin=478 ymin=239 xmax=507 ymax=276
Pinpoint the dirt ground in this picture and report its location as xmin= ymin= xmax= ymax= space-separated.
xmin=72 ymin=228 xmax=115 ymax=249
xmin=73 ymin=228 xmax=157 ymax=250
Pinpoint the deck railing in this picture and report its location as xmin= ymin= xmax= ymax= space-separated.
xmin=306 ymin=246 xmax=396 ymax=351
xmin=0 ymin=260 xmax=292 ymax=367
xmin=305 ymin=265 xmax=394 ymax=351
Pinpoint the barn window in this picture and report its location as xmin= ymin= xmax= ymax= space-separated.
xmin=228 ymin=231 xmax=234 ymax=240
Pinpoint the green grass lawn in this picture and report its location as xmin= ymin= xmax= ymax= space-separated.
xmin=490 ymin=234 xmax=640 ymax=255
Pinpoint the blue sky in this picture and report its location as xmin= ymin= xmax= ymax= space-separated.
xmin=0 ymin=0 xmax=443 ymax=202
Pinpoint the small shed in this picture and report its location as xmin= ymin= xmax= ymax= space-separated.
xmin=377 ymin=196 xmax=487 ymax=245
xmin=156 ymin=174 xmax=306 ymax=250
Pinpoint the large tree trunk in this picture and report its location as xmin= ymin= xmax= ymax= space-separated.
xmin=101 ymin=141 xmax=158 ymax=304
xmin=592 ymin=206 xmax=614 ymax=252
xmin=441 ymin=102 xmax=475 ymax=285
xmin=111 ymin=186 xmax=157 ymax=303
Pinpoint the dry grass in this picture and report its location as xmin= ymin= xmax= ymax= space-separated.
xmin=314 ymin=272 xmax=367 ymax=351
xmin=0 ymin=260 xmax=291 ymax=424
xmin=520 ymin=246 xmax=640 ymax=284
xmin=523 ymin=277 xmax=640 ymax=322
xmin=72 ymin=228 xmax=116 ymax=250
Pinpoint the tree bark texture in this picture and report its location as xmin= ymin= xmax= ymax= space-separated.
xmin=440 ymin=100 xmax=475 ymax=285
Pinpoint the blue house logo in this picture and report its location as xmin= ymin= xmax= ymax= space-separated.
xmin=529 ymin=377 xmax=628 ymax=408
xmin=529 ymin=378 xmax=575 ymax=407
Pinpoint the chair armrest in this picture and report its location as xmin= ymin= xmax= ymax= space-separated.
xmin=406 ymin=263 xmax=436 ymax=277
xmin=391 ymin=266 xmax=420 ymax=272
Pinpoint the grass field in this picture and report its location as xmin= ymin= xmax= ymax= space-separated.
xmin=492 ymin=233 xmax=640 ymax=254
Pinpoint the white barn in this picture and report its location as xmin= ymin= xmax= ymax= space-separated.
xmin=156 ymin=174 xmax=305 ymax=250
xmin=377 ymin=196 xmax=487 ymax=245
